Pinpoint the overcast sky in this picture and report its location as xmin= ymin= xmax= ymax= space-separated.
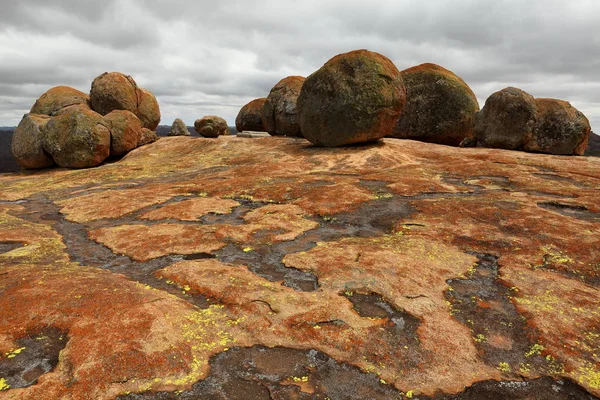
xmin=1 ymin=0 xmax=599 ymax=130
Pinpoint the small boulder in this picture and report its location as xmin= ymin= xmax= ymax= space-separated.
xmin=262 ymin=76 xmax=305 ymax=137
xmin=136 ymin=88 xmax=161 ymax=130
xmin=90 ymin=72 xmax=138 ymax=115
xmin=389 ymin=63 xmax=479 ymax=146
xmin=169 ymin=118 xmax=191 ymax=136
xmin=525 ymin=98 xmax=590 ymax=155
xmin=298 ymin=49 xmax=406 ymax=146
xmin=11 ymin=113 xmax=54 ymax=169
xmin=42 ymin=107 xmax=110 ymax=168
xmin=194 ymin=116 xmax=228 ymax=138
xmin=102 ymin=110 xmax=143 ymax=156
xmin=139 ymin=128 xmax=159 ymax=146
xmin=474 ymin=87 xmax=538 ymax=150
xmin=235 ymin=98 xmax=267 ymax=132
xmin=30 ymin=86 xmax=90 ymax=116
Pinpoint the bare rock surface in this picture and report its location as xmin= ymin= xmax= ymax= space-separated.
xmin=30 ymin=86 xmax=90 ymax=116
xmin=0 ymin=136 xmax=598 ymax=399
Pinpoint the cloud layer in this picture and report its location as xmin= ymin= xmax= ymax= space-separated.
xmin=1 ymin=0 xmax=599 ymax=130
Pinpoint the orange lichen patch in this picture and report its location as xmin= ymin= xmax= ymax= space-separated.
xmin=0 ymin=262 xmax=239 ymax=400
xmin=140 ymin=197 xmax=240 ymax=221
xmin=89 ymin=224 xmax=226 ymax=261
xmin=502 ymin=266 xmax=600 ymax=396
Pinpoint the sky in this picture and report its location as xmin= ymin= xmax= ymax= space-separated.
xmin=1 ymin=0 xmax=599 ymax=130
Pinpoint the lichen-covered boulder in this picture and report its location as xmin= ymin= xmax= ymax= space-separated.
xmin=169 ymin=118 xmax=191 ymax=136
xmin=262 ymin=76 xmax=305 ymax=137
xmin=194 ymin=116 xmax=228 ymax=138
xmin=298 ymin=49 xmax=406 ymax=147
xmin=524 ymin=98 xmax=590 ymax=155
xmin=102 ymin=110 xmax=143 ymax=156
xmin=90 ymin=72 xmax=138 ymax=116
xmin=136 ymin=88 xmax=161 ymax=130
xmin=474 ymin=87 xmax=538 ymax=150
xmin=42 ymin=107 xmax=110 ymax=168
xmin=139 ymin=128 xmax=159 ymax=146
xmin=30 ymin=86 xmax=90 ymax=116
xmin=11 ymin=113 xmax=54 ymax=169
xmin=389 ymin=63 xmax=479 ymax=146
xmin=235 ymin=98 xmax=267 ymax=132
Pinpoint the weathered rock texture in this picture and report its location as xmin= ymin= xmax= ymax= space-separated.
xmin=139 ymin=128 xmax=159 ymax=145
xmin=168 ymin=118 xmax=191 ymax=136
xmin=389 ymin=63 xmax=479 ymax=146
xmin=0 ymin=136 xmax=598 ymax=399
xmin=235 ymin=97 xmax=267 ymax=132
xmin=41 ymin=107 xmax=110 ymax=168
xmin=10 ymin=114 xmax=54 ymax=169
xmin=194 ymin=116 xmax=228 ymax=138
xmin=298 ymin=49 xmax=406 ymax=146
xmin=261 ymin=76 xmax=305 ymax=137
xmin=90 ymin=72 xmax=139 ymax=116
xmin=30 ymin=86 xmax=90 ymax=116
xmin=135 ymin=88 xmax=161 ymax=130
xmin=102 ymin=110 xmax=143 ymax=156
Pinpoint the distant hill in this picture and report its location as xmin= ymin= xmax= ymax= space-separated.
xmin=584 ymin=131 xmax=600 ymax=156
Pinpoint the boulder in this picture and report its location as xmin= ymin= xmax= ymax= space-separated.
xmin=389 ymin=63 xmax=479 ymax=146
xmin=90 ymin=72 xmax=138 ymax=116
xmin=42 ymin=107 xmax=110 ymax=168
xmin=194 ymin=116 xmax=228 ymax=138
xmin=262 ymin=76 xmax=305 ymax=137
xmin=524 ymin=98 xmax=590 ymax=155
xmin=474 ymin=87 xmax=538 ymax=150
xmin=30 ymin=86 xmax=90 ymax=116
xmin=298 ymin=49 xmax=406 ymax=147
xmin=169 ymin=118 xmax=191 ymax=136
xmin=102 ymin=110 xmax=143 ymax=156
xmin=136 ymin=88 xmax=161 ymax=130
xmin=11 ymin=113 xmax=54 ymax=169
xmin=235 ymin=98 xmax=267 ymax=132
xmin=139 ymin=128 xmax=159 ymax=146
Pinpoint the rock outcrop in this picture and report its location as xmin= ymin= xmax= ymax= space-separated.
xmin=42 ymin=107 xmax=111 ymax=168
xmin=235 ymin=98 xmax=267 ymax=132
xmin=194 ymin=116 xmax=228 ymax=138
xmin=11 ymin=113 xmax=54 ymax=169
xmin=169 ymin=118 xmax=191 ymax=136
xmin=388 ymin=63 xmax=479 ymax=146
xmin=135 ymin=88 xmax=161 ymax=130
xmin=30 ymin=86 xmax=91 ymax=116
xmin=298 ymin=49 xmax=406 ymax=146
xmin=261 ymin=76 xmax=305 ymax=137
xmin=102 ymin=110 xmax=143 ymax=156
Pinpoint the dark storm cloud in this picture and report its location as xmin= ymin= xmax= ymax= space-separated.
xmin=0 ymin=0 xmax=598 ymax=130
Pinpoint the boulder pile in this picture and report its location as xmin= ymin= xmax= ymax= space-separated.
xmin=11 ymin=72 xmax=161 ymax=169
xmin=194 ymin=116 xmax=229 ymax=138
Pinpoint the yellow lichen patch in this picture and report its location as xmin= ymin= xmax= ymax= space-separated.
xmin=5 ymin=346 xmax=26 ymax=358
xmin=0 ymin=377 xmax=9 ymax=391
xmin=140 ymin=197 xmax=240 ymax=221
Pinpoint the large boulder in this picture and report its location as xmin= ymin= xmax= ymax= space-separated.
xmin=90 ymin=72 xmax=138 ymax=116
xmin=102 ymin=110 xmax=143 ymax=156
xmin=11 ymin=113 xmax=54 ymax=169
xmin=298 ymin=49 xmax=406 ymax=147
xmin=139 ymin=128 xmax=159 ymax=146
xmin=42 ymin=107 xmax=110 ymax=168
xmin=194 ymin=116 xmax=228 ymax=138
xmin=262 ymin=76 xmax=305 ymax=137
xmin=136 ymin=88 xmax=161 ymax=130
xmin=235 ymin=98 xmax=267 ymax=132
xmin=169 ymin=118 xmax=191 ymax=136
xmin=525 ymin=98 xmax=591 ymax=155
xmin=474 ymin=87 xmax=538 ymax=150
xmin=30 ymin=86 xmax=90 ymax=116
xmin=389 ymin=63 xmax=479 ymax=146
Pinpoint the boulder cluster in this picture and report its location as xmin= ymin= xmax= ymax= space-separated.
xmin=12 ymin=73 xmax=160 ymax=169
xmin=235 ymin=49 xmax=591 ymax=155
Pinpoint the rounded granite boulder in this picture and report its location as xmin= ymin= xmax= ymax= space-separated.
xmin=30 ymin=86 xmax=90 ymax=116
xmin=525 ymin=98 xmax=590 ymax=155
xmin=262 ymin=76 xmax=305 ymax=137
xmin=169 ymin=118 xmax=191 ymax=136
xmin=102 ymin=110 xmax=143 ymax=156
xmin=136 ymin=88 xmax=161 ymax=130
xmin=389 ymin=63 xmax=479 ymax=146
xmin=11 ymin=113 xmax=54 ymax=169
xmin=298 ymin=49 xmax=406 ymax=147
xmin=139 ymin=128 xmax=159 ymax=146
xmin=194 ymin=116 xmax=228 ymax=138
xmin=236 ymin=98 xmax=267 ymax=132
xmin=90 ymin=72 xmax=139 ymax=116
xmin=42 ymin=107 xmax=111 ymax=168
xmin=474 ymin=87 xmax=538 ymax=150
